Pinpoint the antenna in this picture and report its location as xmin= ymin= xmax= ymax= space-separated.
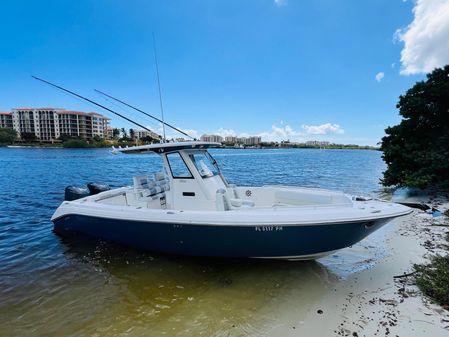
xmin=94 ymin=89 xmax=195 ymax=140
xmin=152 ymin=33 xmax=166 ymax=142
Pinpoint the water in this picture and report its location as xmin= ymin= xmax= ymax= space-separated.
xmin=0 ymin=147 xmax=389 ymax=336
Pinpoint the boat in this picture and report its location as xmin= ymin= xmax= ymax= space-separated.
xmin=51 ymin=141 xmax=412 ymax=260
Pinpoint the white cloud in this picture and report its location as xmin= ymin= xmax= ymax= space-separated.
xmin=196 ymin=121 xmax=345 ymax=143
xmin=274 ymin=0 xmax=286 ymax=6
xmin=396 ymin=0 xmax=449 ymax=75
xmin=208 ymin=124 xmax=303 ymax=142
xmin=302 ymin=123 xmax=344 ymax=135
xmin=214 ymin=128 xmax=237 ymax=138
xmin=261 ymin=124 xmax=300 ymax=140
xmin=375 ymin=72 xmax=385 ymax=82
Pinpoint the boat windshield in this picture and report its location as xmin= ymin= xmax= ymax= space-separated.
xmin=189 ymin=152 xmax=219 ymax=178
xmin=166 ymin=152 xmax=193 ymax=179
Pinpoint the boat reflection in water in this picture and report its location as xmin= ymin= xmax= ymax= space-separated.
xmin=54 ymin=234 xmax=342 ymax=336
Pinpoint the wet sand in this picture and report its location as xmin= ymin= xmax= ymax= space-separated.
xmin=272 ymin=195 xmax=449 ymax=337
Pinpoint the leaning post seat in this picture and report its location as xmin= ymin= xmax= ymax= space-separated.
xmin=132 ymin=175 xmax=167 ymax=201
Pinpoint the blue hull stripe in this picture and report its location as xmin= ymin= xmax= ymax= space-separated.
xmin=53 ymin=215 xmax=389 ymax=258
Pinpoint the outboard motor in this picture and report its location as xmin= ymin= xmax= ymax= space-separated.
xmin=64 ymin=186 xmax=90 ymax=201
xmin=87 ymin=182 xmax=110 ymax=195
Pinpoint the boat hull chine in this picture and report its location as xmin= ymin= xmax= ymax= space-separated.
xmin=52 ymin=214 xmax=390 ymax=260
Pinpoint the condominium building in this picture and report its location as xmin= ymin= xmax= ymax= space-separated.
xmin=200 ymin=134 xmax=223 ymax=143
xmin=106 ymin=127 xmax=116 ymax=140
xmin=6 ymin=108 xmax=109 ymax=141
xmin=224 ymin=136 xmax=237 ymax=143
xmin=244 ymin=136 xmax=261 ymax=146
xmin=305 ymin=140 xmax=330 ymax=146
xmin=0 ymin=112 xmax=13 ymax=129
xmin=201 ymin=134 xmax=261 ymax=145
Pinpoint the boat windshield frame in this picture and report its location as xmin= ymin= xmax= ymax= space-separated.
xmin=166 ymin=151 xmax=195 ymax=179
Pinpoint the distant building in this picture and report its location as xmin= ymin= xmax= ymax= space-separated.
xmin=3 ymin=108 xmax=109 ymax=141
xmin=244 ymin=136 xmax=261 ymax=146
xmin=236 ymin=137 xmax=246 ymax=144
xmin=175 ymin=137 xmax=187 ymax=142
xmin=200 ymin=134 xmax=223 ymax=143
xmin=0 ymin=112 xmax=13 ymax=129
xmin=106 ymin=127 xmax=116 ymax=140
xmin=224 ymin=136 xmax=237 ymax=143
xmin=134 ymin=129 xmax=160 ymax=140
xmin=202 ymin=134 xmax=262 ymax=145
xmin=305 ymin=140 xmax=330 ymax=146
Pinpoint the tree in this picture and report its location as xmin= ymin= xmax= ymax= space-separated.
xmin=63 ymin=139 xmax=90 ymax=148
xmin=381 ymin=65 xmax=449 ymax=189
xmin=120 ymin=128 xmax=128 ymax=140
xmin=129 ymin=128 xmax=135 ymax=140
xmin=21 ymin=132 xmax=37 ymax=142
xmin=0 ymin=128 xmax=17 ymax=144
xmin=112 ymin=128 xmax=120 ymax=139
xmin=141 ymin=136 xmax=157 ymax=144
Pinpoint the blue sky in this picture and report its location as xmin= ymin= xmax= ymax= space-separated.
xmin=1 ymin=0 xmax=447 ymax=145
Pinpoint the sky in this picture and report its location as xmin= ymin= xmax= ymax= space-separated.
xmin=1 ymin=0 xmax=449 ymax=145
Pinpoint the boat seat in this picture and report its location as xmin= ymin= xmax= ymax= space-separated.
xmin=229 ymin=198 xmax=255 ymax=208
xmin=226 ymin=185 xmax=254 ymax=207
xmin=133 ymin=175 xmax=169 ymax=201
xmin=228 ymin=184 xmax=240 ymax=198
xmin=216 ymin=189 xmax=231 ymax=211
xmin=154 ymin=171 xmax=166 ymax=182
xmin=216 ymin=188 xmax=255 ymax=211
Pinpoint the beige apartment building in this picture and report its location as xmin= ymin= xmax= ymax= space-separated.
xmin=200 ymin=134 xmax=224 ymax=143
xmin=0 ymin=108 xmax=109 ymax=141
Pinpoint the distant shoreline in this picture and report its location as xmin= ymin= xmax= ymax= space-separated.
xmin=3 ymin=144 xmax=380 ymax=150
xmin=6 ymin=145 xmax=63 ymax=149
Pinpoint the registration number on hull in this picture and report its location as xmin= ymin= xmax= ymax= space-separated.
xmin=255 ymin=226 xmax=283 ymax=232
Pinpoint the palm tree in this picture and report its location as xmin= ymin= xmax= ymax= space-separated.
xmin=120 ymin=128 xmax=128 ymax=140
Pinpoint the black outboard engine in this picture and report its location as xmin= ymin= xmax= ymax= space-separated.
xmin=87 ymin=182 xmax=110 ymax=195
xmin=64 ymin=186 xmax=90 ymax=201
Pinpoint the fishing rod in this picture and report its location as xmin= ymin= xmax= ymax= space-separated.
xmin=31 ymin=76 xmax=155 ymax=134
xmin=94 ymin=89 xmax=196 ymax=140
xmin=152 ymin=33 xmax=167 ymax=142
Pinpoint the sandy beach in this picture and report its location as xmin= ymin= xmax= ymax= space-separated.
xmin=269 ymin=194 xmax=449 ymax=337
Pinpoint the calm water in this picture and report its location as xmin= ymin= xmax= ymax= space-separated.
xmin=0 ymin=148 xmax=389 ymax=336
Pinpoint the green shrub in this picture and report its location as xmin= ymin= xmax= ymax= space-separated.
xmin=63 ymin=139 xmax=90 ymax=148
xmin=0 ymin=128 xmax=17 ymax=145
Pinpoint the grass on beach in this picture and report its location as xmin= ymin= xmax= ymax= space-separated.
xmin=414 ymin=255 xmax=449 ymax=307
xmin=413 ymin=215 xmax=449 ymax=308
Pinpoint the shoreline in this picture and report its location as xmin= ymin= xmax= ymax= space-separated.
xmin=3 ymin=144 xmax=379 ymax=150
xmin=5 ymin=145 xmax=64 ymax=149
xmin=269 ymin=193 xmax=449 ymax=336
